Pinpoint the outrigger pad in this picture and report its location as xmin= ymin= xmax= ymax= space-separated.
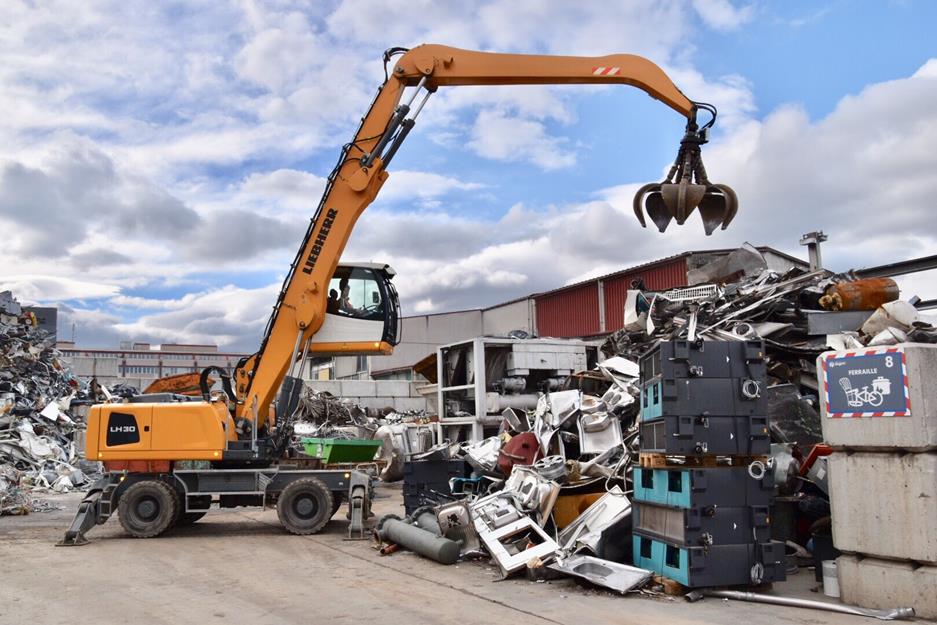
xmin=57 ymin=475 xmax=120 ymax=547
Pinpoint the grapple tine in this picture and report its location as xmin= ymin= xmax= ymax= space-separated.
xmin=645 ymin=191 xmax=673 ymax=233
xmin=697 ymin=192 xmax=725 ymax=236
xmin=661 ymin=181 xmax=706 ymax=225
xmin=715 ymin=183 xmax=739 ymax=230
xmin=632 ymin=182 xmax=661 ymax=229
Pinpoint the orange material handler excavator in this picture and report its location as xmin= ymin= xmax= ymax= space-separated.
xmin=60 ymin=45 xmax=738 ymax=545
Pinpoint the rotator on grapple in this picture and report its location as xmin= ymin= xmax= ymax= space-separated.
xmin=633 ymin=102 xmax=738 ymax=236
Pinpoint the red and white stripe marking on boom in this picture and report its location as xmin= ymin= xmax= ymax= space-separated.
xmin=592 ymin=67 xmax=621 ymax=76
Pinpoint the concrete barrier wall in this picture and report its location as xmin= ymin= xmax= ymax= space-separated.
xmin=303 ymin=379 xmax=426 ymax=413
xmin=838 ymin=554 xmax=937 ymax=618
xmin=829 ymin=452 xmax=937 ymax=563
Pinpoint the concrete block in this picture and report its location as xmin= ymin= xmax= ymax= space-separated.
xmin=819 ymin=344 xmax=937 ymax=451
xmin=305 ymin=380 xmax=342 ymax=396
xmin=339 ymin=380 xmax=377 ymax=398
xmin=391 ymin=397 xmax=426 ymax=413
xmin=374 ymin=380 xmax=411 ymax=398
xmin=411 ymin=383 xmax=429 ymax=398
xmin=838 ymin=554 xmax=937 ymax=618
xmin=829 ymin=452 xmax=937 ymax=563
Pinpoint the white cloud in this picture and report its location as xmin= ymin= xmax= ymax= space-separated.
xmin=692 ymin=0 xmax=754 ymax=32
xmin=0 ymin=275 xmax=119 ymax=303
xmin=914 ymin=59 xmax=937 ymax=79
xmin=380 ymin=170 xmax=485 ymax=204
xmin=234 ymin=20 xmax=322 ymax=93
xmin=240 ymin=169 xmax=328 ymax=206
xmin=60 ymin=284 xmax=280 ymax=352
xmin=469 ymin=110 xmax=576 ymax=170
xmin=413 ymin=298 xmax=435 ymax=313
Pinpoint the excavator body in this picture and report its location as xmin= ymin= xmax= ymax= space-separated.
xmin=86 ymin=400 xmax=234 ymax=463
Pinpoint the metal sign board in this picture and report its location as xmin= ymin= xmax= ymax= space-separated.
xmin=821 ymin=347 xmax=911 ymax=418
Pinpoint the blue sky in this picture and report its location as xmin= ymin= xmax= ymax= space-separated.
xmin=0 ymin=0 xmax=935 ymax=351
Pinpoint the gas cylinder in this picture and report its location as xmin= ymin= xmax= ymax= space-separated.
xmin=819 ymin=278 xmax=899 ymax=311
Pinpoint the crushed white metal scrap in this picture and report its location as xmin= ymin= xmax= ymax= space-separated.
xmin=0 ymin=292 xmax=99 ymax=513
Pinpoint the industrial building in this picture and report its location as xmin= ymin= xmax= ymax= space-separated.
xmin=55 ymin=341 xmax=249 ymax=389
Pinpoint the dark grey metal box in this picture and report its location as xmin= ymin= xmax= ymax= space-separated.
xmin=640 ymin=414 xmax=770 ymax=456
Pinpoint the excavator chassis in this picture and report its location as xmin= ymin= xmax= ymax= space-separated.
xmin=59 ymin=466 xmax=371 ymax=545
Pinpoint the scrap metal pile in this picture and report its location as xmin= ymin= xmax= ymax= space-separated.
xmin=372 ymin=361 xmax=647 ymax=593
xmin=601 ymin=245 xmax=936 ymax=391
xmin=370 ymin=245 xmax=936 ymax=599
xmin=0 ymin=293 xmax=97 ymax=514
xmin=290 ymin=386 xmax=434 ymax=481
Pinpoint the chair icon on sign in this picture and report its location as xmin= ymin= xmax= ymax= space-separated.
xmin=839 ymin=377 xmax=885 ymax=408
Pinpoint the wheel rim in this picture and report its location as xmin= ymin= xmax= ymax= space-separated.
xmin=136 ymin=496 xmax=159 ymax=521
xmin=293 ymin=494 xmax=318 ymax=519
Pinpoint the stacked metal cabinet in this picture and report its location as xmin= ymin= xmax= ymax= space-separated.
xmin=402 ymin=458 xmax=473 ymax=515
xmin=633 ymin=339 xmax=786 ymax=588
xmin=818 ymin=343 xmax=937 ymax=619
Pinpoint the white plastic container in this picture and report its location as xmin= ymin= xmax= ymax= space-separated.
xmin=822 ymin=560 xmax=840 ymax=598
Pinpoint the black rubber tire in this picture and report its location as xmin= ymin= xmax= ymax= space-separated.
xmin=277 ymin=478 xmax=334 ymax=535
xmin=168 ymin=484 xmax=184 ymax=527
xmin=118 ymin=480 xmax=178 ymax=538
xmin=330 ymin=494 xmax=343 ymax=519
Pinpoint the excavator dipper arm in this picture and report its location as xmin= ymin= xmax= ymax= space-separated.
xmin=235 ymin=44 xmax=731 ymax=427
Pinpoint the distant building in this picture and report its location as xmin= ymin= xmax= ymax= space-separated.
xmin=57 ymin=341 xmax=250 ymax=389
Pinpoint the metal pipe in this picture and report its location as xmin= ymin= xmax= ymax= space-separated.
xmin=489 ymin=393 xmax=540 ymax=411
xmin=705 ymin=590 xmax=915 ymax=621
xmin=376 ymin=517 xmax=460 ymax=565
xmin=411 ymin=508 xmax=442 ymax=535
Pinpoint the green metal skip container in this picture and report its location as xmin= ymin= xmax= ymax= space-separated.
xmin=300 ymin=438 xmax=383 ymax=464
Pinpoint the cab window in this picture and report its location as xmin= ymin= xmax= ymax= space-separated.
xmin=327 ymin=267 xmax=384 ymax=321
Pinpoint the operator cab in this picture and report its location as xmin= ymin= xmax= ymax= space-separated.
xmin=308 ymin=262 xmax=401 ymax=355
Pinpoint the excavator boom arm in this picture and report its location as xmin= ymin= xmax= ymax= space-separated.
xmin=395 ymin=45 xmax=693 ymax=116
xmin=235 ymin=45 xmax=706 ymax=426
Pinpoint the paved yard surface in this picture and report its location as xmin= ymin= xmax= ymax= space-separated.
xmin=0 ymin=483 xmax=888 ymax=625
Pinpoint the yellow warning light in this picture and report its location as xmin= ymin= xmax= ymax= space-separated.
xmin=97 ymin=453 xmax=103 ymax=459
xmin=213 ymin=451 xmax=220 ymax=457
xmin=374 ymin=342 xmax=379 ymax=348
